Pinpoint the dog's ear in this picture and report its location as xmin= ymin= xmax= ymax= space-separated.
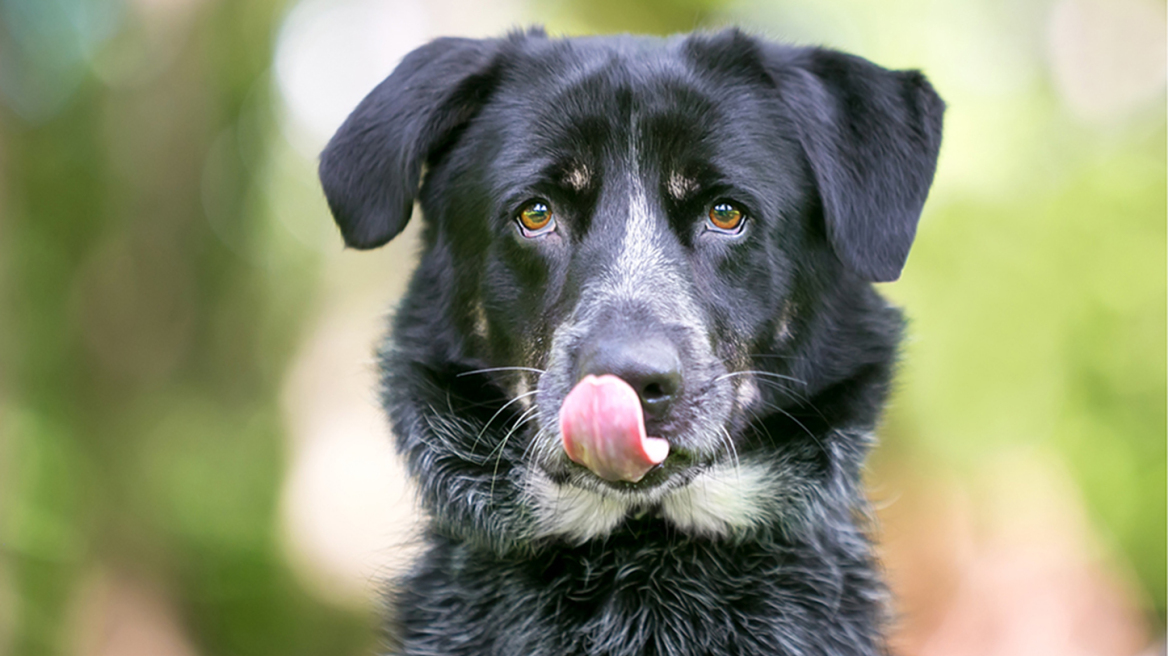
xmin=766 ymin=46 xmax=944 ymax=282
xmin=319 ymin=37 xmax=503 ymax=249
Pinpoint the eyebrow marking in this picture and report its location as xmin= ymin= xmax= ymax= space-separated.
xmin=666 ymin=170 xmax=699 ymax=200
xmin=564 ymin=163 xmax=591 ymax=191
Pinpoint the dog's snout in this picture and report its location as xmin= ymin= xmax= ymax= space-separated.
xmin=577 ymin=337 xmax=682 ymax=420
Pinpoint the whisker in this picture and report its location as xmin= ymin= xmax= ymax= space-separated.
xmin=489 ymin=405 xmax=541 ymax=500
xmin=757 ymin=399 xmax=829 ymax=461
xmin=719 ymin=425 xmax=740 ymax=478
xmin=755 ymin=415 xmax=778 ymax=450
xmin=470 ymin=390 xmax=539 ymax=454
xmin=457 ymin=366 xmax=547 ymax=377
xmin=746 ymin=375 xmax=831 ymax=422
xmin=747 ymin=375 xmax=815 ymax=406
xmin=715 ymin=370 xmax=807 ymax=386
xmin=520 ymin=425 xmax=548 ymax=470
xmin=487 ymin=404 xmax=540 ymax=461
xmin=489 ymin=412 xmax=540 ymax=500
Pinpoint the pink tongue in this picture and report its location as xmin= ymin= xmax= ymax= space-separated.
xmin=560 ymin=374 xmax=670 ymax=483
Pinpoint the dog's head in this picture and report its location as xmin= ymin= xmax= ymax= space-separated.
xmin=320 ymin=29 xmax=942 ymax=547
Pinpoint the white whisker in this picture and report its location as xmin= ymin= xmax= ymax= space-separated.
xmin=457 ymin=366 xmax=547 ymax=377
xmin=715 ymin=370 xmax=807 ymax=386
xmin=470 ymin=390 xmax=539 ymax=454
xmin=489 ymin=405 xmax=541 ymax=500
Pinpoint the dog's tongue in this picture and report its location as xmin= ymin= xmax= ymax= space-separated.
xmin=560 ymin=374 xmax=670 ymax=483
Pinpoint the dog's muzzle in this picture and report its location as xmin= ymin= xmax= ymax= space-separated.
xmin=560 ymin=374 xmax=670 ymax=482
xmin=559 ymin=333 xmax=684 ymax=483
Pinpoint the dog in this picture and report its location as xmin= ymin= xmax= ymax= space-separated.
xmin=319 ymin=27 xmax=943 ymax=656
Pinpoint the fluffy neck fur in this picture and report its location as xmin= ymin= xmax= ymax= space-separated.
xmin=376 ymin=245 xmax=899 ymax=656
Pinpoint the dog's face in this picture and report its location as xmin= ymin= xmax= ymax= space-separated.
xmin=320 ymin=30 xmax=943 ymax=546
xmin=458 ymin=44 xmax=809 ymax=494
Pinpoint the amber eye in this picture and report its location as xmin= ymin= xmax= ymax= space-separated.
xmin=517 ymin=201 xmax=555 ymax=235
xmin=708 ymin=201 xmax=745 ymax=232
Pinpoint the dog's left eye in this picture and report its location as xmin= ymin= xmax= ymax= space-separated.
xmin=707 ymin=201 xmax=746 ymax=234
xmin=517 ymin=201 xmax=556 ymax=237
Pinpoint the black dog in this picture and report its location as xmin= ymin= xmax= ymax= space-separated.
xmin=320 ymin=27 xmax=942 ymax=656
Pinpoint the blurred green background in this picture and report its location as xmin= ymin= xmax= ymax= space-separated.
xmin=0 ymin=0 xmax=1162 ymax=655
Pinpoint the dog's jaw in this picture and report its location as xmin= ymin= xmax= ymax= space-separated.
xmin=525 ymin=458 xmax=784 ymax=542
xmin=657 ymin=461 xmax=776 ymax=537
xmin=525 ymin=467 xmax=631 ymax=542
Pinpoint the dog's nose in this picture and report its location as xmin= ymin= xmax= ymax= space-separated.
xmin=577 ymin=338 xmax=682 ymax=420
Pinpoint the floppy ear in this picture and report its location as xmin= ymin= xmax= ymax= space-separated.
xmin=319 ymin=37 xmax=503 ymax=249
xmin=767 ymin=46 xmax=944 ymax=282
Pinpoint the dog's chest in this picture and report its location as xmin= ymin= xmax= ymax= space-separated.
xmin=393 ymin=531 xmax=877 ymax=656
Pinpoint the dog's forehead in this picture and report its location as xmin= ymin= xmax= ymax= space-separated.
xmin=461 ymin=35 xmax=807 ymax=235
xmin=484 ymin=41 xmax=776 ymax=189
xmin=505 ymin=43 xmax=724 ymax=141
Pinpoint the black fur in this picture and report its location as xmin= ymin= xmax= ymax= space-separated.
xmin=320 ymin=28 xmax=943 ymax=656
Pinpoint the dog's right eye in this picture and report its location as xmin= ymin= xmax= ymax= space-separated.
xmin=517 ymin=201 xmax=556 ymax=237
xmin=707 ymin=201 xmax=746 ymax=234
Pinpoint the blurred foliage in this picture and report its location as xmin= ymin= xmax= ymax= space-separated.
xmin=0 ymin=0 xmax=1163 ymax=654
xmin=0 ymin=0 xmax=375 ymax=654
xmin=886 ymin=126 xmax=1166 ymax=613
xmin=543 ymin=0 xmax=727 ymax=34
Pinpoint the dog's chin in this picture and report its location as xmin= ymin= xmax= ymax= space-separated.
xmin=554 ymin=457 xmax=699 ymax=500
xmin=525 ymin=452 xmax=778 ymax=544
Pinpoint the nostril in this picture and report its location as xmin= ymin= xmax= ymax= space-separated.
xmin=575 ymin=334 xmax=683 ymax=418
xmin=642 ymin=382 xmax=667 ymax=401
xmin=638 ymin=371 xmax=681 ymax=417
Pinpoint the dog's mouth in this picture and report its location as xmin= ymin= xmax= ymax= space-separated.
xmin=560 ymin=446 xmax=701 ymax=491
xmin=555 ymin=372 xmax=733 ymax=493
xmin=596 ymin=451 xmax=704 ymax=491
xmin=559 ymin=374 xmax=670 ymax=483
xmin=529 ymin=357 xmax=738 ymax=493
xmin=523 ymin=355 xmax=759 ymax=540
